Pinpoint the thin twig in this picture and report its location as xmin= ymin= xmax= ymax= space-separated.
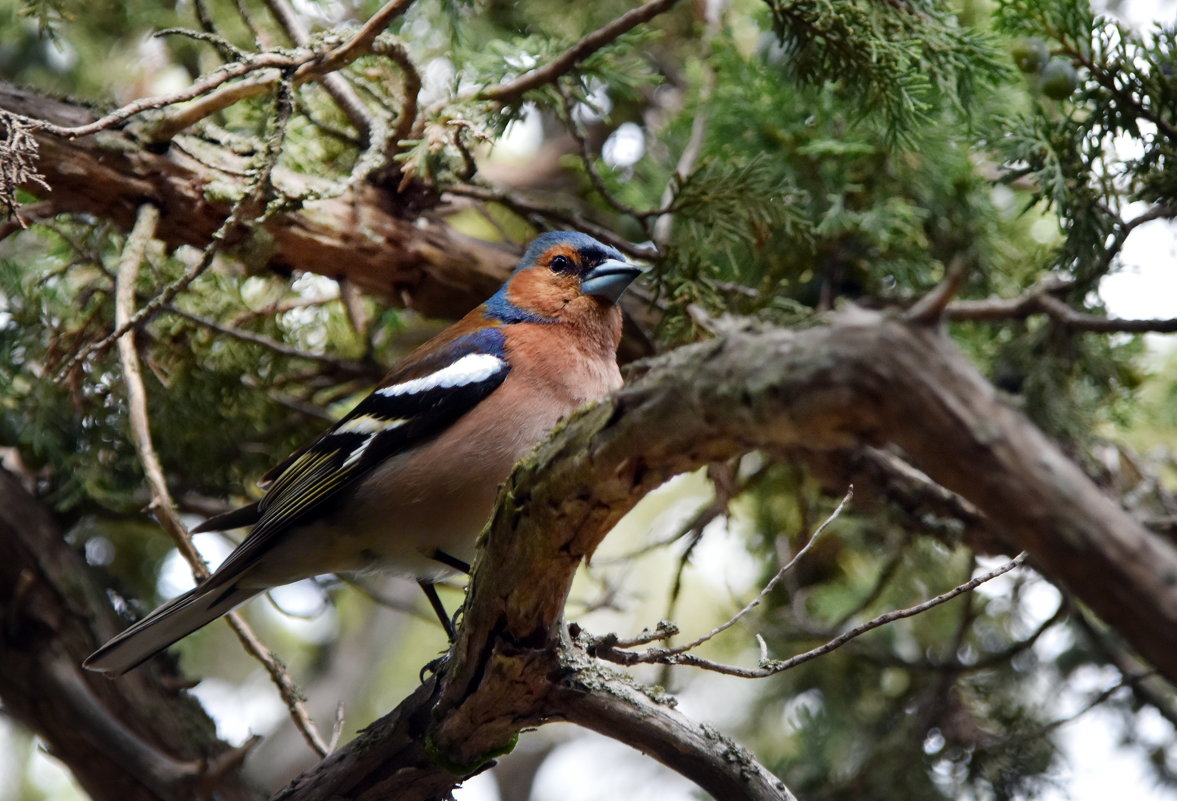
xmin=556 ymin=83 xmax=652 ymax=229
xmin=664 ymin=486 xmax=853 ymax=658
xmin=164 ymin=304 xmax=375 ymax=376
xmin=114 ymin=203 xmax=329 ymax=758
xmin=586 ymin=486 xmax=853 ymax=667
xmin=443 ymin=183 xmax=658 ymax=260
xmin=652 ymin=0 xmax=722 ymax=246
xmin=55 ymin=77 xmax=297 ymax=381
xmin=1096 ymin=203 xmax=1174 ymax=276
xmin=595 ymin=551 xmax=1029 ymax=677
xmin=477 ymin=0 xmax=682 ymax=104
xmin=114 ymin=205 xmax=201 ymax=574
xmin=262 ymin=0 xmax=374 ymax=140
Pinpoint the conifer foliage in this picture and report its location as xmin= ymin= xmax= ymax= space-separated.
xmin=0 ymin=0 xmax=1175 ymax=799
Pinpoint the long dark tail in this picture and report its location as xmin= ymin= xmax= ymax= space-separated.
xmin=84 ymin=583 xmax=259 ymax=676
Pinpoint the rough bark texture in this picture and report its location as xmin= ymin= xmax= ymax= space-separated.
xmin=2 ymin=19 xmax=1172 ymax=798
xmin=278 ymin=307 xmax=1177 ymax=798
xmin=1 ymin=82 xmax=516 ymax=318
xmin=4 ymin=303 xmax=1176 ymax=801
xmin=0 ymin=470 xmax=259 ymax=801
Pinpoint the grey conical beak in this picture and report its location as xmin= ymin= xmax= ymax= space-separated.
xmin=581 ymin=259 xmax=642 ymax=303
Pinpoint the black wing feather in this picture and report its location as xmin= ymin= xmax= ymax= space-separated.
xmin=204 ymin=327 xmax=509 ymax=586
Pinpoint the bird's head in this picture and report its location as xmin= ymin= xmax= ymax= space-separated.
xmin=486 ymin=231 xmax=643 ymax=325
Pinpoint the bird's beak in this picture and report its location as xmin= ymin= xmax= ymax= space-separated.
xmin=581 ymin=259 xmax=643 ymax=304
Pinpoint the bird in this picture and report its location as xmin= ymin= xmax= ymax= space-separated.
xmin=84 ymin=231 xmax=642 ymax=676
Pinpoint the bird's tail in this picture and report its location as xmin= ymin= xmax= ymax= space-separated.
xmin=83 ymin=582 xmax=260 ymax=676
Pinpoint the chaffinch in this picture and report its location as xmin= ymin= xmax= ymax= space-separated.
xmin=85 ymin=231 xmax=641 ymax=675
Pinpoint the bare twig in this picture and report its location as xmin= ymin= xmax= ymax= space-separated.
xmin=1072 ymin=608 xmax=1177 ymax=730
xmin=653 ymin=0 xmax=722 ymax=246
xmin=443 ymin=183 xmax=658 ymax=260
xmin=904 ymin=255 xmax=970 ymax=324
xmin=55 ymin=78 xmax=297 ymax=380
xmin=556 ymin=83 xmax=652 ymax=229
xmin=478 ymin=0 xmax=682 ymax=104
xmin=1096 ymin=203 xmax=1175 ymax=275
xmin=947 ymin=277 xmax=1177 ymax=333
xmin=619 ymin=487 xmax=853 ymax=661
xmin=262 ymin=0 xmax=374 ymax=140
xmin=113 ymin=206 xmax=204 ymax=572
xmin=595 ymin=551 xmax=1028 ymax=677
xmin=163 ymin=304 xmax=375 ymax=376
xmin=114 ymin=202 xmax=329 ymax=758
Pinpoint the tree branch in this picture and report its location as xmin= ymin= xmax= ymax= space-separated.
xmin=549 ymin=664 xmax=798 ymax=801
xmin=947 ymin=276 xmax=1177 ymax=333
xmin=0 ymin=469 xmax=257 ymax=801
xmin=275 ymin=307 xmax=1177 ymax=798
xmin=0 ymin=81 xmax=520 ymax=321
xmin=261 ymin=0 xmax=375 ymax=141
xmin=113 ymin=203 xmax=329 ymax=758
xmin=478 ymin=0 xmax=683 ymax=104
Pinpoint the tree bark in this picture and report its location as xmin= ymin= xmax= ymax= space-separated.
xmin=0 ymin=82 xmax=515 ymax=318
xmin=277 ymin=307 xmax=1177 ymax=798
xmin=4 ymin=306 xmax=1175 ymax=801
xmin=0 ymin=470 xmax=259 ymax=801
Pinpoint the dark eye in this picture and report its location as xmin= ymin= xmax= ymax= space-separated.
xmin=550 ymin=255 xmax=573 ymax=273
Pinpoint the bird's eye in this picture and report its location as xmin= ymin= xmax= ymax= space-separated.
xmin=550 ymin=255 xmax=573 ymax=273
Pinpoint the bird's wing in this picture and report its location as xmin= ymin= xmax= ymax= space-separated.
xmin=205 ymin=326 xmax=510 ymax=586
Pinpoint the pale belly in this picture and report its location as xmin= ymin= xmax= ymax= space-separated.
xmin=239 ymin=384 xmax=574 ymax=585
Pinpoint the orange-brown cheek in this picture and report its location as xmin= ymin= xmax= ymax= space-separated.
xmin=508 ymin=270 xmax=580 ymax=317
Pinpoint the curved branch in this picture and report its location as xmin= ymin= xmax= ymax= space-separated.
xmin=478 ymin=0 xmax=682 ymax=104
xmin=0 ymin=81 xmax=518 ymax=320
xmin=946 ymin=273 xmax=1177 ymax=333
xmin=277 ymin=307 xmax=1177 ymax=799
xmin=549 ymin=666 xmax=798 ymax=801
xmin=0 ymin=469 xmax=257 ymax=801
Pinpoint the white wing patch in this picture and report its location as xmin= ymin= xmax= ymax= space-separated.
xmin=339 ymin=417 xmax=408 ymax=467
xmin=377 ymin=353 xmax=507 ymax=398
xmin=337 ymin=415 xmax=407 ymax=435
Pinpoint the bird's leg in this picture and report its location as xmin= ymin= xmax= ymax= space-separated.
xmin=428 ymin=549 xmax=471 ymax=575
xmin=416 ymin=549 xmax=470 ymax=674
xmin=419 ymin=549 xmax=470 ymax=642
xmin=417 ymin=579 xmax=456 ymax=642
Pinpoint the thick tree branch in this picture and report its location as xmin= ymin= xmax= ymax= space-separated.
xmin=0 ymin=81 xmax=517 ymax=320
xmin=276 ymin=307 xmax=1177 ymax=799
xmin=0 ymin=469 xmax=257 ymax=801
xmin=8 ymin=305 xmax=1174 ymax=799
